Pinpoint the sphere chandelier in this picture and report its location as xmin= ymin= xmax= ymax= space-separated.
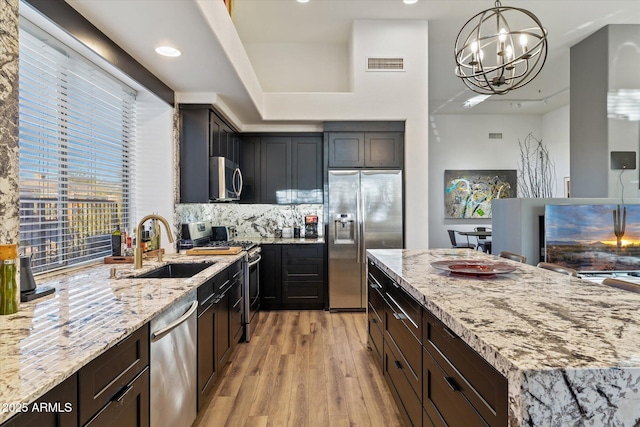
xmin=454 ymin=0 xmax=548 ymax=95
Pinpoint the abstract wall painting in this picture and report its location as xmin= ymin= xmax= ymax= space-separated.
xmin=444 ymin=170 xmax=517 ymax=218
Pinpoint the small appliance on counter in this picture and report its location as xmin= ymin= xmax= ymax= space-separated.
xmin=305 ymin=215 xmax=319 ymax=239
xmin=20 ymin=254 xmax=54 ymax=302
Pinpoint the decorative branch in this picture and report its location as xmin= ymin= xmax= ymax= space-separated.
xmin=517 ymin=132 xmax=556 ymax=198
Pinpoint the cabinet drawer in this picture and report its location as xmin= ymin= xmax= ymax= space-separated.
xmin=423 ymin=309 xmax=507 ymax=426
xmin=283 ymin=281 xmax=323 ymax=302
xmin=368 ymin=308 xmax=383 ymax=368
xmin=384 ymin=338 xmax=422 ymax=427
xmin=78 ymin=324 xmax=149 ymax=426
xmin=385 ymin=282 xmax=422 ymax=343
xmin=283 ymin=258 xmax=324 ymax=281
xmin=368 ymin=280 xmax=384 ymax=325
xmin=423 ymin=349 xmax=489 ymax=427
xmin=84 ymin=367 xmax=150 ymax=427
xmin=282 ymin=244 xmax=323 ymax=260
xmin=368 ymin=260 xmax=391 ymax=292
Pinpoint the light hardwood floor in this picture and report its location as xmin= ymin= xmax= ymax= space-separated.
xmin=193 ymin=310 xmax=405 ymax=427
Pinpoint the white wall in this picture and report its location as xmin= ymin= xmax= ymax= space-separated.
xmin=428 ymin=114 xmax=544 ymax=249
xmin=542 ymin=105 xmax=571 ymax=196
xmin=261 ymin=20 xmax=431 ymax=249
xmin=244 ymin=43 xmax=349 ymax=92
xmin=135 ymin=91 xmax=176 ymax=253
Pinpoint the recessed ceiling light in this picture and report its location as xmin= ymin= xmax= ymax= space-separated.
xmin=155 ymin=46 xmax=181 ymax=57
xmin=404 ymin=0 xmax=418 ymax=4
xmin=297 ymin=0 xmax=310 ymax=3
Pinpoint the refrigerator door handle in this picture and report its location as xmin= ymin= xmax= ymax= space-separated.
xmin=361 ymin=187 xmax=366 ymax=263
xmin=356 ymin=190 xmax=361 ymax=264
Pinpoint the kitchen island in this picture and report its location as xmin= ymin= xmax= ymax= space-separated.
xmin=367 ymin=248 xmax=640 ymax=427
xmin=0 ymin=253 xmax=244 ymax=425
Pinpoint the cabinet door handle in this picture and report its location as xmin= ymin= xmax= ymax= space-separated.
xmin=444 ymin=376 xmax=460 ymax=392
xmin=114 ymin=384 xmax=133 ymax=403
xmin=393 ymin=312 xmax=408 ymax=321
xmin=394 ymin=360 xmax=402 ymax=369
xmin=368 ymin=274 xmax=382 ymax=289
xmin=443 ymin=326 xmax=458 ymax=340
xmin=371 ymin=318 xmax=377 ymax=324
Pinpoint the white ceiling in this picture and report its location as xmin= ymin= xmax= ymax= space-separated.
xmin=65 ymin=0 xmax=640 ymax=125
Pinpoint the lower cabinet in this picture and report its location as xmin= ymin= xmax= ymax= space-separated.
xmin=79 ymin=324 xmax=150 ymax=427
xmin=367 ymin=259 xmax=508 ymax=427
xmin=196 ymin=259 xmax=244 ymax=410
xmin=2 ymin=374 xmax=78 ymax=427
xmin=260 ymin=244 xmax=326 ymax=310
xmin=83 ymin=368 xmax=149 ymax=427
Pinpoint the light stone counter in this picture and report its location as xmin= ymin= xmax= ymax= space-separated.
xmin=367 ymin=248 xmax=640 ymax=427
xmin=0 ymin=253 xmax=244 ymax=424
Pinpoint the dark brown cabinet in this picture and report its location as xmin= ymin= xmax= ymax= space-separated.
xmin=367 ymin=260 xmax=386 ymax=369
xmin=259 ymin=244 xmax=282 ymax=307
xmin=260 ymin=136 xmax=292 ymax=204
xmin=328 ymin=131 xmax=403 ymax=169
xmin=261 ymin=244 xmax=325 ymax=310
xmin=423 ymin=309 xmax=507 ymax=427
xmin=240 ymin=134 xmax=323 ymax=204
xmin=196 ymin=260 xmax=243 ymax=410
xmin=2 ymin=374 xmax=78 ymax=427
xmin=78 ymin=324 xmax=149 ymax=427
xmin=179 ymin=105 xmax=240 ymax=203
xmin=366 ymin=258 xmax=507 ymax=427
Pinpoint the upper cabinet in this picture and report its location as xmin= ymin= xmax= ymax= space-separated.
xmin=327 ymin=131 xmax=404 ymax=169
xmin=179 ymin=105 xmax=240 ymax=203
xmin=241 ymin=134 xmax=323 ymax=205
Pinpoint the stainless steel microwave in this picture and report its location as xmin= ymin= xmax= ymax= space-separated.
xmin=209 ymin=157 xmax=243 ymax=201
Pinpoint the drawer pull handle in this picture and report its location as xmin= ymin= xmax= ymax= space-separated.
xmin=114 ymin=384 xmax=133 ymax=403
xmin=394 ymin=360 xmax=402 ymax=369
xmin=368 ymin=274 xmax=383 ymax=289
xmin=369 ymin=282 xmax=382 ymax=290
xmin=393 ymin=312 xmax=408 ymax=321
xmin=444 ymin=376 xmax=460 ymax=392
xmin=443 ymin=326 xmax=458 ymax=340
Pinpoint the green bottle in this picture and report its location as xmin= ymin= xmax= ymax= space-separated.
xmin=0 ymin=244 xmax=19 ymax=315
xmin=111 ymin=225 xmax=122 ymax=256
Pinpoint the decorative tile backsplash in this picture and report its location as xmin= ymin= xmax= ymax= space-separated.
xmin=174 ymin=204 xmax=324 ymax=238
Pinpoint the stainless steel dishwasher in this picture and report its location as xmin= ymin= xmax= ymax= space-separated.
xmin=150 ymin=290 xmax=198 ymax=427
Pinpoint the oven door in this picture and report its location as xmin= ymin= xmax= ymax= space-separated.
xmin=244 ymin=252 xmax=261 ymax=341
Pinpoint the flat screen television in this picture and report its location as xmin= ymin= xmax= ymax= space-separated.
xmin=544 ymin=204 xmax=640 ymax=273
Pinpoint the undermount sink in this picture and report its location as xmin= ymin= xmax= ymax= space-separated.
xmin=134 ymin=262 xmax=215 ymax=279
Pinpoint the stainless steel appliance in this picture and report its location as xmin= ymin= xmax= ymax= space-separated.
xmin=304 ymin=215 xmax=319 ymax=239
xmin=181 ymin=221 xmax=261 ymax=341
xmin=150 ymin=290 xmax=198 ymax=427
xmin=209 ymin=156 xmax=243 ymax=201
xmin=328 ymin=170 xmax=403 ymax=309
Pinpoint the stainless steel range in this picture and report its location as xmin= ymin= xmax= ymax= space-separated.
xmin=181 ymin=221 xmax=261 ymax=341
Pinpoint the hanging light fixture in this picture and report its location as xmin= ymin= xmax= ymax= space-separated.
xmin=454 ymin=0 xmax=548 ymax=95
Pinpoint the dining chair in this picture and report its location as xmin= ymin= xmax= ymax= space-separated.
xmin=602 ymin=278 xmax=640 ymax=294
xmin=498 ymin=251 xmax=526 ymax=263
xmin=536 ymin=262 xmax=578 ymax=277
xmin=474 ymin=227 xmax=491 ymax=253
xmin=447 ymin=230 xmax=475 ymax=249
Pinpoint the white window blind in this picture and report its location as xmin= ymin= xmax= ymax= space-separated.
xmin=18 ymin=20 xmax=136 ymax=274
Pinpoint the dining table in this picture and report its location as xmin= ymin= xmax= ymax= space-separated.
xmin=457 ymin=230 xmax=492 ymax=252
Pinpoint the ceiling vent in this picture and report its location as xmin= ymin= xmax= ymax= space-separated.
xmin=367 ymin=57 xmax=404 ymax=72
xmin=488 ymin=133 xmax=503 ymax=140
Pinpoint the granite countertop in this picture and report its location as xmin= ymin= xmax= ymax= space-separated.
xmin=0 ymin=253 xmax=244 ymax=424
xmin=239 ymin=236 xmax=325 ymax=245
xmin=367 ymin=248 xmax=640 ymax=427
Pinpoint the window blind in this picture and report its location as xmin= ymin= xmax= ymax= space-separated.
xmin=18 ymin=20 xmax=136 ymax=274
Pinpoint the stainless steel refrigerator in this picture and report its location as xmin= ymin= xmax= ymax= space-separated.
xmin=328 ymin=170 xmax=403 ymax=309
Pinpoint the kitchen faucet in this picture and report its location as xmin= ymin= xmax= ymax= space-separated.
xmin=134 ymin=214 xmax=175 ymax=269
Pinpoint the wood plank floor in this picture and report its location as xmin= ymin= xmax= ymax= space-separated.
xmin=193 ymin=310 xmax=405 ymax=427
